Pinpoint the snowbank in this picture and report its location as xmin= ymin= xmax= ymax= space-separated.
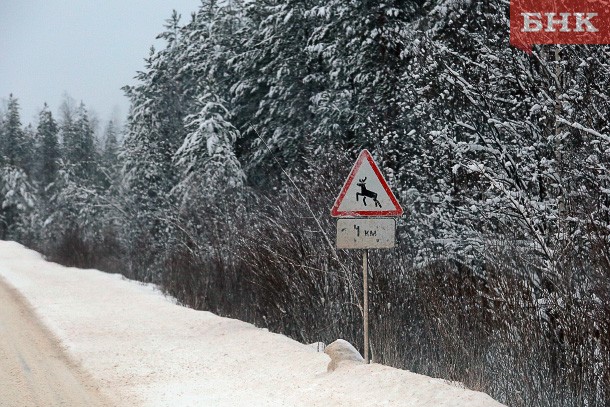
xmin=0 ymin=241 xmax=504 ymax=406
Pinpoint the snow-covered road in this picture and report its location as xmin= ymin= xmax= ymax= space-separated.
xmin=0 ymin=277 xmax=111 ymax=407
xmin=0 ymin=241 xmax=504 ymax=406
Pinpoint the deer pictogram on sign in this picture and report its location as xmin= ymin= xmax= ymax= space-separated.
xmin=356 ymin=178 xmax=382 ymax=208
xmin=331 ymin=149 xmax=403 ymax=217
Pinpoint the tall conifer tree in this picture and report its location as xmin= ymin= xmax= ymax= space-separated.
xmin=36 ymin=104 xmax=60 ymax=189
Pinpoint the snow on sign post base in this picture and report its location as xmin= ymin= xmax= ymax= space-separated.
xmin=330 ymin=149 xmax=403 ymax=365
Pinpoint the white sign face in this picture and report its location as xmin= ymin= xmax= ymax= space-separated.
xmin=331 ymin=150 xmax=403 ymax=217
xmin=336 ymin=218 xmax=396 ymax=249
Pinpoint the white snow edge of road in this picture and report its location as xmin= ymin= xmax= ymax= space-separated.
xmin=0 ymin=241 xmax=505 ymax=407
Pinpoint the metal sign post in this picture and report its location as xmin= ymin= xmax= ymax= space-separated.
xmin=331 ymin=150 xmax=404 ymax=364
xmin=362 ymin=249 xmax=369 ymax=363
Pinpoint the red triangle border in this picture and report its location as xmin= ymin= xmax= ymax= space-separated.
xmin=331 ymin=150 xmax=403 ymax=217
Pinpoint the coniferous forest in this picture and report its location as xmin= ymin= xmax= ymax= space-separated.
xmin=1 ymin=1 xmax=610 ymax=405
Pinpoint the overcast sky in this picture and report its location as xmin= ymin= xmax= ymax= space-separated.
xmin=0 ymin=0 xmax=201 ymax=127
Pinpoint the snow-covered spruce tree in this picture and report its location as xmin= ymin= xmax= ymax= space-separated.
xmin=35 ymin=104 xmax=60 ymax=197
xmin=59 ymin=98 xmax=78 ymax=163
xmin=21 ymin=124 xmax=37 ymax=177
xmin=96 ymin=118 xmax=125 ymax=262
xmin=306 ymin=1 xmax=428 ymax=154
xmin=0 ymin=96 xmax=36 ymax=240
xmin=230 ymin=0 xmax=325 ymax=181
xmin=70 ymin=102 xmax=98 ymax=181
xmin=154 ymin=2 xmax=253 ymax=295
xmin=391 ymin=1 xmax=560 ymax=275
xmin=548 ymin=46 xmax=610 ymax=273
xmin=102 ymin=121 xmax=119 ymax=169
xmin=121 ymin=11 xmax=194 ymax=280
xmin=1 ymin=95 xmax=29 ymax=169
xmin=395 ymin=6 xmax=610 ymax=403
xmin=99 ymin=119 xmax=121 ymax=190
xmin=58 ymin=97 xmax=100 ymax=181
xmin=35 ymin=97 xmax=111 ymax=264
xmin=170 ymin=0 xmax=246 ymax=205
xmin=0 ymin=166 xmax=37 ymax=240
xmin=41 ymin=162 xmax=111 ymax=264
xmin=382 ymin=0 xmax=513 ymax=266
xmin=408 ymin=0 xmax=610 ymax=283
xmin=176 ymin=1 xmax=245 ymax=104
xmin=174 ymin=93 xmax=244 ymax=208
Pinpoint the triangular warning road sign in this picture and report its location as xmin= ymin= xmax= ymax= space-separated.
xmin=331 ymin=150 xmax=403 ymax=217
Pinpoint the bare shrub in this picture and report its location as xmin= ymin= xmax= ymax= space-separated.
xmin=150 ymin=159 xmax=610 ymax=406
xmin=46 ymin=227 xmax=95 ymax=268
xmin=36 ymin=157 xmax=609 ymax=407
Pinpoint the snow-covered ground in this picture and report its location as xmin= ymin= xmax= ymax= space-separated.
xmin=0 ymin=241 xmax=504 ymax=406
